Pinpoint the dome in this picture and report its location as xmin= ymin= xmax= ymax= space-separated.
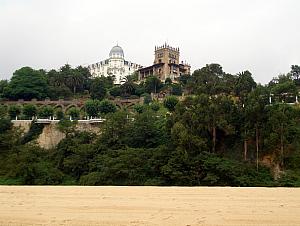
xmin=109 ymin=45 xmax=124 ymax=58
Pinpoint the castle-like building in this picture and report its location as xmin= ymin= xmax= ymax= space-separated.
xmin=138 ymin=43 xmax=191 ymax=82
xmin=88 ymin=45 xmax=142 ymax=84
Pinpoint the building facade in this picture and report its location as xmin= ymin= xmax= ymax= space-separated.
xmin=88 ymin=45 xmax=142 ymax=84
xmin=138 ymin=43 xmax=191 ymax=82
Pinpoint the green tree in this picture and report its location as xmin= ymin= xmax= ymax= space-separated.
xmin=145 ymin=76 xmax=162 ymax=93
xmin=0 ymin=105 xmax=8 ymax=118
xmin=171 ymin=83 xmax=182 ymax=96
xmin=134 ymin=104 xmax=146 ymax=114
xmin=8 ymin=105 xmax=22 ymax=119
xmin=38 ymin=106 xmax=54 ymax=118
xmin=164 ymin=96 xmax=179 ymax=112
xmin=99 ymin=99 xmax=117 ymax=114
xmin=67 ymin=107 xmax=80 ymax=120
xmin=291 ymin=65 xmax=300 ymax=82
xmin=109 ymin=86 xmax=122 ymax=97
xmin=270 ymin=75 xmax=297 ymax=103
xmin=207 ymin=96 xmax=235 ymax=153
xmin=4 ymin=67 xmax=48 ymax=100
xmin=55 ymin=109 xmax=64 ymax=120
xmin=121 ymin=75 xmax=136 ymax=96
xmin=264 ymin=103 xmax=300 ymax=168
xmin=0 ymin=118 xmax=12 ymax=133
xmin=235 ymin=71 xmax=256 ymax=99
xmin=90 ymin=77 xmax=108 ymax=100
xmin=125 ymin=110 xmax=167 ymax=148
xmin=0 ymin=80 xmax=8 ymax=97
xmin=84 ymin=99 xmax=101 ymax=117
xmin=150 ymin=102 xmax=160 ymax=112
xmin=23 ymin=104 xmax=38 ymax=119
xmin=192 ymin=64 xmax=223 ymax=95
xmin=97 ymin=110 xmax=130 ymax=149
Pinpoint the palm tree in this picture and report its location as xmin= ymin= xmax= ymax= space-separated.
xmin=121 ymin=75 xmax=136 ymax=95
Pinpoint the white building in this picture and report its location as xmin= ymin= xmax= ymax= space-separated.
xmin=88 ymin=45 xmax=142 ymax=84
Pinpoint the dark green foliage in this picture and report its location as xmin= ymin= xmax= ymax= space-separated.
xmin=0 ymin=80 xmax=8 ymax=97
xmin=84 ymin=99 xmax=101 ymax=117
xmin=144 ymin=76 xmax=163 ymax=93
xmin=67 ymin=107 xmax=80 ymax=120
xmin=0 ymin=118 xmax=12 ymax=133
xmin=54 ymin=132 xmax=96 ymax=180
xmin=2 ymin=63 xmax=300 ymax=186
xmin=0 ymin=105 xmax=8 ymax=118
xmin=23 ymin=104 xmax=37 ymax=119
xmin=164 ymin=96 xmax=179 ymax=111
xmin=56 ymin=119 xmax=77 ymax=135
xmin=109 ymin=86 xmax=122 ymax=97
xmin=21 ymin=122 xmax=44 ymax=144
xmin=99 ymin=99 xmax=117 ymax=114
xmin=235 ymin=71 xmax=256 ymax=98
xmin=120 ymin=75 xmax=137 ymax=96
xmin=125 ymin=110 xmax=168 ymax=148
xmin=134 ymin=104 xmax=146 ymax=114
xmin=90 ymin=77 xmax=113 ymax=100
xmin=4 ymin=145 xmax=63 ymax=185
xmin=142 ymin=93 xmax=152 ymax=104
xmin=55 ymin=109 xmax=64 ymax=120
xmin=150 ymin=102 xmax=160 ymax=112
xmin=8 ymin=105 xmax=21 ymax=119
xmin=3 ymin=67 xmax=48 ymax=100
xmin=171 ymin=83 xmax=182 ymax=96
xmin=38 ymin=106 xmax=54 ymax=118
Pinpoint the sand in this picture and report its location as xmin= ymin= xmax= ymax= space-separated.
xmin=0 ymin=186 xmax=300 ymax=226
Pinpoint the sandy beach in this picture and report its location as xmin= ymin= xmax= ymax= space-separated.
xmin=0 ymin=186 xmax=300 ymax=226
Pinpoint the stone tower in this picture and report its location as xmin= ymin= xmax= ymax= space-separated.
xmin=154 ymin=43 xmax=180 ymax=81
xmin=138 ymin=43 xmax=190 ymax=82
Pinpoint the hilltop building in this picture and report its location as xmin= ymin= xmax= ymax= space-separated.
xmin=88 ymin=45 xmax=142 ymax=84
xmin=138 ymin=43 xmax=191 ymax=82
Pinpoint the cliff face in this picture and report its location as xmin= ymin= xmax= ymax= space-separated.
xmin=12 ymin=121 xmax=101 ymax=150
xmin=36 ymin=123 xmax=66 ymax=149
xmin=11 ymin=120 xmax=31 ymax=134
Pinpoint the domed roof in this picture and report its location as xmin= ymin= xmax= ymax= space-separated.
xmin=109 ymin=45 xmax=124 ymax=58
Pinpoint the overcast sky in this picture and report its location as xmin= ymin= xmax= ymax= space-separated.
xmin=0 ymin=0 xmax=299 ymax=84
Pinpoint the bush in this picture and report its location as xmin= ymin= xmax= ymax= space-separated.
xmin=134 ymin=104 xmax=146 ymax=114
xmin=67 ymin=107 xmax=80 ymax=120
xmin=84 ymin=99 xmax=101 ymax=117
xmin=38 ymin=106 xmax=54 ymax=118
xmin=109 ymin=86 xmax=122 ymax=97
xmin=8 ymin=105 xmax=21 ymax=119
xmin=99 ymin=99 xmax=117 ymax=114
xmin=0 ymin=118 xmax=12 ymax=133
xmin=55 ymin=109 xmax=64 ymax=120
xmin=0 ymin=105 xmax=8 ymax=118
xmin=163 ymin=96 xmax=179 ymax=111
xmin=150 ymin=102 xmax=160 ymax=112
xmin=23 ymin=104 xmax=37 ymax=119
xmin=171 ymin=84 xmax=182 ymax=96
xmin=142 ymin=93 xmax=152 ymax=105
